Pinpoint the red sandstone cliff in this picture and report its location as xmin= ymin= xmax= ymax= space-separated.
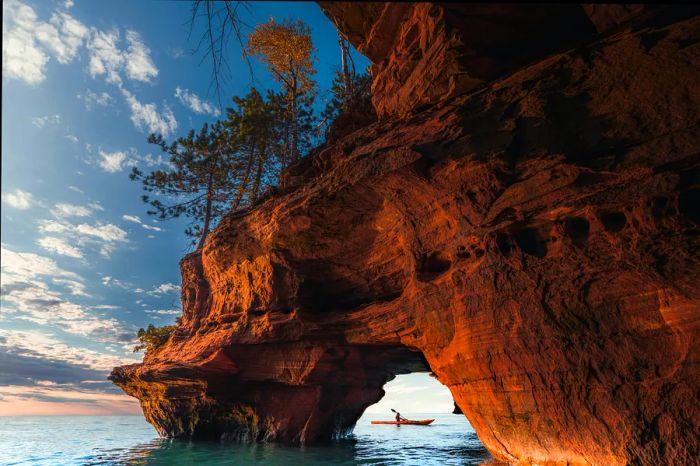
xmin=111 ymin=4 xmax=700 ymax=465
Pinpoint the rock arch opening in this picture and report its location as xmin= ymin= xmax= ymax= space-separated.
xmin=363 ymin=372 xmax=457 ymax=417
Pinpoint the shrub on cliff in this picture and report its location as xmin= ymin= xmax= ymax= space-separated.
xmin=133 ymin=324 xmax=176 ymax=352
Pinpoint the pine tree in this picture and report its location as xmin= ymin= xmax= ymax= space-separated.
xmin=246 ymin=18 xmax=317 ymax=170
xmin=320 ymin=69 xmax=373 ymax=139
xmin=224 ymin=87 xmax=279 ymax=207
xmin=130 ymin=121 xmax=238 ymax=250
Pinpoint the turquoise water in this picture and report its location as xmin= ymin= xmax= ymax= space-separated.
xmin=0 ymin=412 xmax=495 ymax=465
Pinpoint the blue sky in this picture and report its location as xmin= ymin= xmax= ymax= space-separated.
xmin=1 ymin=0 xmax=452 ymax=417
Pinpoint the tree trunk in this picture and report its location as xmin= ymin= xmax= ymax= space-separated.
xmin=197 ymin=172 xmax=214 ymax=251
xmin=251 ymin=151 xmax=264 ymax=204
xmin=290 ymin=74 xmax=299 ymax=164
xmin=233 ymin=145 xmax=255 ymax=210
xmin=339 ymin=35 xmax=353 ymax=100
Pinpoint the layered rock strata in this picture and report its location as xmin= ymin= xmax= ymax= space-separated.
xmin=112 ymin=4 xmax=700 ymax=465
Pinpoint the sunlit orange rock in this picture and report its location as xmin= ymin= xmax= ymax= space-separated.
xmin=112 ymin=4 xmax=700 ymax=465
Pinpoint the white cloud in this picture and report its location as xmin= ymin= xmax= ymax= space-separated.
xmin=1 ymin=245 xmax=77 ymax=284
xmin=75 ymin=223 xmax=127 ymax=242
xmin=36 ymin=380 xmax=57 ymax=386
xmin=87 ymin=28 xmax=123 ymax=85
xmin=139 ymin=153 xmax=171 ymax=167
xmin=38 ymin=218 xmax=128 ymax=258
xmin=2 ymin=189 xmax=33 ymax=209
xmin=52 ymin=202 xmax=91 ymax=217
xmin=121 ymin=88 xmax=177 ymax=136
xmin=167 ymin=47 xmax=184 ymax=59
xmin=122 ymin=214 xmax=142 ymax=224
xmin=52 ymin=277 xmax=88 ymax=296
xmin=31 ymin=114 xmax=60 ymax=128
xmin=77 ymin=89 xmax=113 ymax=110
xmin=2 ymin=0 xmax=87 ymax=85
xmin=148 ymin=282 xmax=180 ymax=295
xmin=2 ymin=1 xmax=49 ymax=84
xmin=65 ymin=134 xmax=79 ymax=143
xmin=38 ymin=219 xmax=71 ymax=234
xmin=1 ymin=246 xmax=133 ymax=343
xmin=141 ymin=224 xmax=162 ymax=232
xmin=88 ymin=201 xmax=104 ymax=211
xmin=100 ymin=276 xmax=132 ymax=290
xmin=68 ymin=186 xmax=83 ymax=194
xmin=87 ymin=28 xmax=158 ymax=85
xmin=0 ymin=329 xmax=137 ymax=372
xmin=124 ymin=30 xmax=158 ymax=82
xmin=98 ymin=150 xmax=135 ymax=173
xmin=174 ymin=86 xmax=220 ymax=116
xmin=37 ymin=237 xmax=83 ymax=259
xmin=145 ymin=309 xmax=180 ymax=315
xmin=45 ymin=11 xmax=88 ymax=63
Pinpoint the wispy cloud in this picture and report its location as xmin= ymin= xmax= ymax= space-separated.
xmin=38 ymin=218 xmax=128 ymax=258
xmin=98 ymin=149 xmax=135 ymax=173
xmin=1 ymin=246 xmax=134 ymax=341
xmin=2 ymin=189 xmax=34 ymax=209
xmin=52 ymin=202 xmax=92 ymax=218
xmin=147 ymin=282 xmax=180 ymax=296
xmin=0 ymin=329 xmax=136 ymax=372
xmin=37 ymin=236 xmax=83 ymax=259
xmin=145 ymin=309 xmax=180 ymax=315
xmin=175 ymin=86 xmax=220 ymax=116
xmin=31 ymin=114 xmax=61 ymax=128
xmin=87 ymin=28 xmax=124 ymax=85
xmin=100 ymin=276 xmax=132 ymax=290
xmin=140 ymin=153 xmax=172 ymax=168
xmin=122 ymin=214 xmax=142 ymax=224
xmin=121 ymin=87 xmax=177 ymax=136
xmin=124 ymin=30 xmax=158 ymax=82
xmin=88 ymin=201 xmax=104 ymax=211
xmin=5 ymin=1 xmax=176 ymax=139
xmin=77 ymin=89 xmax=113 ymax=110
xmin=0 ymin=327 xmax=142 ymax=414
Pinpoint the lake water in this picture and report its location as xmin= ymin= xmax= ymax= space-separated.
xmin=0 ymin=412 xmax=497 ymax=465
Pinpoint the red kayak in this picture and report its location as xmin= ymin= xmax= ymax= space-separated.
xmin=371 ymin=419 xmax=434 ymax=425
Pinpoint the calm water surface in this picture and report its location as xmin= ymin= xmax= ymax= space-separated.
xmin=0 ymin=413 xmax=495 ymax=465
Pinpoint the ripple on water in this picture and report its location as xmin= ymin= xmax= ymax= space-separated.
xmin=0 ymin=414 xmax=495 ymax=466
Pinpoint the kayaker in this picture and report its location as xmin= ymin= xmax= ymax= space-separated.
xmin=395 ymin=411 xmax=406 ymax=422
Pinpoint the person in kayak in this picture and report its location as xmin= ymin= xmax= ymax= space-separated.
xmin=395 ymin=411 xmax=407 ymax=422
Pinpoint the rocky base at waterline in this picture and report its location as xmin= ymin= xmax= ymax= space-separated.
xmin=111 ymin=4 xmax=700 ymax=465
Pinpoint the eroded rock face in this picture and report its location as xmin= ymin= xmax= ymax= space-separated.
xmin=319 ymin=3 xmax=652 ymax=119
xmin=112 ymin=4 xmax=700 ymax=465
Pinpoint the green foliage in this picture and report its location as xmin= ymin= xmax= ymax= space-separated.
xmin=130 ymin=87 xmax=318 ymax=247
xmin=130 ymin=121 xmax=237 ymax=249
xmin=320 ymin=69 xmax=373 ymax=137
xmin=133 ymin=324 xmax=176 ymax=352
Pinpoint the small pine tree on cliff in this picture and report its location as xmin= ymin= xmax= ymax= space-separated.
xmin=133 ymin=324 xmax=176 ymax=352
